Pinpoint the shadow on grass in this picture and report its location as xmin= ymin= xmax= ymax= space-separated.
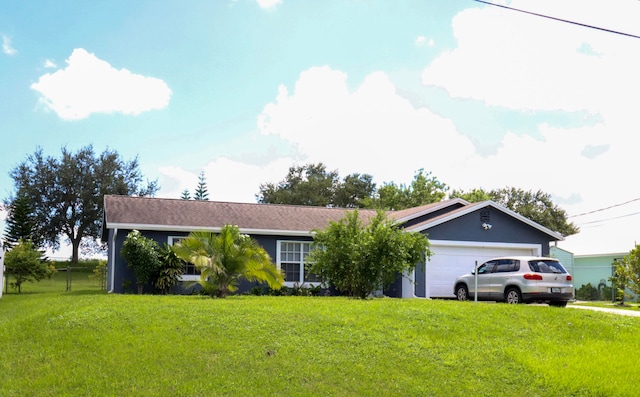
xmin=2 ymin=288 xmax=106 ymax=296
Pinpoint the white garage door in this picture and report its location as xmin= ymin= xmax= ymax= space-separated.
xmin=425 ymin=241 xmax=541 ymax=298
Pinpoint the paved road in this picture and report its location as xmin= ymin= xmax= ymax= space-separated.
xmin=568 ymin=304 xmax=640 ymax=317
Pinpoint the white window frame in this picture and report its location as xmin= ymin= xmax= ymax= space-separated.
xmin=276 ymin=240 xmax=321 ymax=287
xmin=168 ymin=236 xmax=200 ymax=281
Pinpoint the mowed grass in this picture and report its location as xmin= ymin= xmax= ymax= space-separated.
xmin=1 ymin=279 xmax=639 ymax=396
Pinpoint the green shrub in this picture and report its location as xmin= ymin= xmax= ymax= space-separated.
xmin=4 ymin=240 xmax=55 ymax=293
xmin=89 ymin=260 xmax=107 ymax=289
xmin=249 ymin=286 xmax=264 ymax=296
xmin=120 ymin=230 xmax=161 ymax=294
xmin=575 ymin=283 xmax=599 ymax=301
xmin=155 ymin=244 xmax=185 ymax=294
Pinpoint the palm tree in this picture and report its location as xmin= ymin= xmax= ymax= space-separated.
xmin=172 ymin=226 xmax=284 ymax=297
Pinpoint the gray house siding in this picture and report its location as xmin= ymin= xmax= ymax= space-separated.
xmin=107 ymin=228 xmax=313 ymax=294
xmin=425 ymin=208 xmax=553 ymax=255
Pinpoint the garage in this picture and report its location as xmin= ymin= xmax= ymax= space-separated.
xmin=402 ymin=200 xmax=563 ymax=299
xmin=421 ymin=241 xmax=541 ymax=298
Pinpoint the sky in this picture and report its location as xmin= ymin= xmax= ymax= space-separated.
xmin=1 ymin=0 xmax=640 ymax=258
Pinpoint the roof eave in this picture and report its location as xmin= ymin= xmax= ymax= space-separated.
xmin=104 ymin=222 xmax=314 ymax=237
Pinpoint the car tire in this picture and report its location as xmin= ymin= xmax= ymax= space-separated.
xmin=549 ymin=301 xmax=568 ymax=308
xmin=455 ymin=284 xmax=468 ymax=301
xmin=505 ymin=287 xmax=522 ymax=304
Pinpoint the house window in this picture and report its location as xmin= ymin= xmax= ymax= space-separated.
xmin=168 ymin=236 xmax=200 ymax=278
xmin=277 ymin=241 xmax=320 ymax=285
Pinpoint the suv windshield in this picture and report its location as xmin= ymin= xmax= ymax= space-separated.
xmin=528 ymin=260 xmax=566 ymax=274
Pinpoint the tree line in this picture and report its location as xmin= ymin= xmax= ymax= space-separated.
xmin=2 ymin=147 xmax=578 ymax=293
xmin=257 ymin=162 xmax=579 ymax=237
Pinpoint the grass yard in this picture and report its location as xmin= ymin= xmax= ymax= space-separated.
xmin=1 ymin=279 xmax=639 ymax=396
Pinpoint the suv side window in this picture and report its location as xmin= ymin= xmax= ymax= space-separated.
xmin=478 ymin=261 xmax=496 ymax=274
xmin=495 ymin=259 xmax=519 ymax=273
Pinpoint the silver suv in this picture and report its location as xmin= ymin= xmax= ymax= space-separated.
xmin=453 ymin=256 xmax=574 ymax=307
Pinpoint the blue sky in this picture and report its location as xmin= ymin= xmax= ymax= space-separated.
xmin=2 ymin=0 xmax=640 ymax=257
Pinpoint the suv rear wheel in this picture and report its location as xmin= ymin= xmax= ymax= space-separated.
xmin=455 ymin=284 xmax=468 ymax=301
xmin=505 ymin=287 xmax=522 ymax=304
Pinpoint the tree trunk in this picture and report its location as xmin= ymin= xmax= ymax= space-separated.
xmin=71 ymin=237 xmax=81 ymax=264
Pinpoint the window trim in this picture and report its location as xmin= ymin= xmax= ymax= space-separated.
xmin=276 ymin=240 xmax=321 ymax=287
xmin=168 ymin=235 xmax=200 ymax=281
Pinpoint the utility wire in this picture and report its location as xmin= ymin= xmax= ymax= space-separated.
xmin=569 ymin=197 xmax=640 ymax=218
xmin=473 ymin=0 xmax=640 ymax=40
xmin=577 ymin=210 xmax=640 ymax=226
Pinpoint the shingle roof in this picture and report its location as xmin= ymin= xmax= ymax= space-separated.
xmin=102 ymin=195 xmax=563 ymax=241
xmin=103 ymin=195 xmax=380 ymax=235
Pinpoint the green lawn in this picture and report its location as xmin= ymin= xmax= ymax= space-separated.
xmin=1 ymin=279 xmax=639 ymax=396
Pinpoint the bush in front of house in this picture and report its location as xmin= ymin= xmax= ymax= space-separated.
xmin=120 ymin=230 xmax=162 ymax=294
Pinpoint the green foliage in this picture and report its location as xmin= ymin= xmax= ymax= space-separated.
xmin=172 ymin=226 xmax=284 ymax=298
xmin=156 ymin=243 xmax=185 ymax=294
xmin=3 ymin=191 xmax=40 ymax=249
xmin=333 ymin=173 xmax=376 ymax=208
xmin=575 ymin=283 xmax=600 ymax=301
xmin=257 ymin=163 xmax=376 ymax=208
xmin=610 ymin=245 xmax=640 ymax=304
xmin=120 ymin=230 xmax=161 ymax=294
xmin=257 ymin=163 xmax=340 ymax=206
xmin=4 ymin=240 xmax=54 ymax=293
xmin=180 ymin=189 xmax=191 ymax=200
xmin=193 ymin=171 xmax=209 ymax=201
xmin=309 ymin=210 xmax=431 ymax=299
xmin=89 ymin=260 xmax=107 ymax=289
xmin=364 ymin=169 xmax=447 ymax=210
xmin=8 ymin=145 xmax=158 ymax=263
xmin=449 ymin=187 xmax=492 ymax=203
xmin=451 ymin=186 xmax=579 ymax=236
xmin=610 ymin=258 xmax=633 ymax=304
xmin=624 ymin=244 xmax=640 ymax=299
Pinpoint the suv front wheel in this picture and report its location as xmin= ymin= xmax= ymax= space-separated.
xmin=505 ymin=287 xmax=522 ymax=304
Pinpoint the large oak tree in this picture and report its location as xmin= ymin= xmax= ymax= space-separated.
xmin=8 ymin=145 xmax=158 ymax=263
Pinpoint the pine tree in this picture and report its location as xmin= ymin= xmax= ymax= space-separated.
xmin=193 ymin=172 xmax=209 ymax=201
xmin=3 ymin=192 xmax=39 ymax=249
xmin=180 ymin=189 xmax=191 ymax=200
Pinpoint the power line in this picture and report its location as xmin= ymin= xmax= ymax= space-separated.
xmin=569 ymin=197 xmax=640 ymax=218
xmin=473 ymin=0 xmax=640 ymax=40
xmin=577 ymin=210 xmax=640 ymax=226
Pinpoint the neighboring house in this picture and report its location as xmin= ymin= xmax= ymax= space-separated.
xmin=573 ymin=252 xmax=626 ymax=293
xmin=101 ymin=195 xmax=563 ymax=298
xmin=550 ymin=246 xmax=575 ymax=276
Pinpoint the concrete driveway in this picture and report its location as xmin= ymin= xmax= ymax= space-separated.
xmin=568 ymin=304 xmax=640 ymax=317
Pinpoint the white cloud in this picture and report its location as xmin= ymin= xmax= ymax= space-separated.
xmin=43 ymin=59 xmax=57 ymax=68
xmin=30 ymin=48 xmax=172 ymax=120
xmin=256 ymin=0 xmax=282 ymax=10
xmin=158 ymin=157 xmax=294 ymax=203
xmin=415 ymin=35 xmax=434 ymax=47
xmin=2 ymin=35 xmax=16 ymax=55
xmin=422 ymin=0 xmax=640 ymax=116
xmin=420 ymin=0 xmax=640 ymax=254
xmin=258 ymin=66 xmax=476 ymax=186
